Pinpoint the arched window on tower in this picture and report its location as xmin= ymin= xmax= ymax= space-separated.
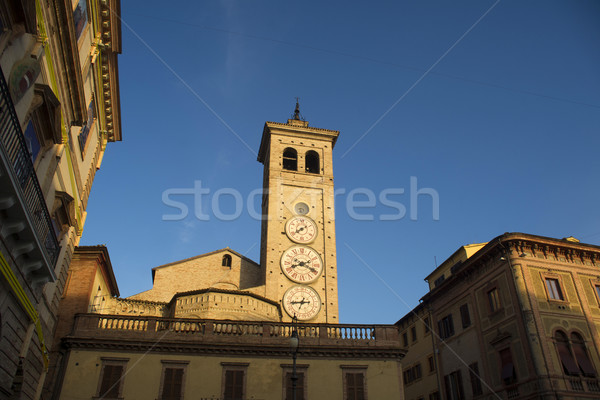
xmin=305 ymin=150 xmax=319 ymax=174
xmin=571 ymin=332 xmax=596 ymax=377
xmin=283 ymin=148 xmax=297 ymax=171
xmin=222 ymin=254 xmax=232 ymax=267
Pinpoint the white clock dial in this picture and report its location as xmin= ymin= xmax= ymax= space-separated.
xmin=285 ymin=216 xmax=317 ymax=244
xmin=282 ymin=285 xmax=321 ymax=320
xmin=280 ymin=245 xmax=323 ymax=283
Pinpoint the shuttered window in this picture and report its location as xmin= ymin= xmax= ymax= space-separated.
xmin=285 ymin=372 xmax=305 ymax=400
xmin=345 ymin=372 xmax=365 ymax=400
xmin=161 ymin=368 xmax=184 ymax=400
xmin=99 ymin=364 xmax=124 ymax=399
xmin=224 ymin=370 xmax=244 ymax=400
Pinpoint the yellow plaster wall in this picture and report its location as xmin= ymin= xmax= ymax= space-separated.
xmin=60 ymin=350 xmax=402 ymax=399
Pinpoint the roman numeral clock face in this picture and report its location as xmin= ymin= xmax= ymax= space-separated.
xmin=282 ymin=285 xmax=321 ymax=320
xmin=285 ymin=216 xmax=317 ymax=244
xmin=280 ymin=245 xmax=323 ymax=283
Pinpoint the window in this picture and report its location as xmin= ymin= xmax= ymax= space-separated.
xmin=283 ymin=148 xmax=298 ymax=171
xmin=487 ymin=288 xmax=501 ymax=313
xmin=402 ymin=332 xmax=408 ymax=347
xmin=434 ymin=274 xmax=445 ymax=287
xmin=96 ymin=358 xmax=128 ymax=399
xmin=545 ymin=278 xmax=564 ymax=300
xmin=305 ymin=150 xmax=320 ymax=173
xmin=594 ymin=284 xmax=600 ymax=303
xmin=571 ymin=332 xmax=596 ymax=377
xmin=281 ymin=363 xmax=307 ymax=400
xmin=403 ymin=364 xmax=422 ymax=385
xmin=159 ymin=361 xmax=188 ymax=400
xmin=222 ymin=254 xmax=232 ymax=267
xmin=284 ymin=372 xmax=305 ymax=400
xmin=411 ymin=326 xmax=417 ymax=342
xmin=469 ymin=363 xmax=482 ymax=396
xmin=428 ymin=355 xmax=435 ymax=373
xmin=78 ymin=98 xmax=95 ymax=158
xmin=424 ymin=317 xmax=430 ymax=334
xmin=460 ymin=304 xmax=471 ymax=328
xmin=499 ymin=348 xmax=517 ymax=385
xmin=438 ymin=314 xmax=454 ymax=339
xmin=221 ymin=363 xmax=248 ymax=400
xmin=444 ymin=370 xmax=464 ymax=400
xmin=555 ymin=330 xmax=579 ymax=376
xmin=342 ymin=366 xmax=367 ymax=400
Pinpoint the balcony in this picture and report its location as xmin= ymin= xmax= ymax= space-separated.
xmin=0 ymin=70 xmax=59 ymax=285
xmin=66 ymin=314 xmax=404 ymax=358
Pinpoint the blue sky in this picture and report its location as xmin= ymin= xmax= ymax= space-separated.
xmin=82 ymin=0 xmax=600 ymax=324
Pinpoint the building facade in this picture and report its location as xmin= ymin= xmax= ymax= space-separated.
xmin=0 ymin=0 xmax=121 ymax=398
xmin=398 ymin=233 xmax=600 ymax=400
xmin=51 ymin=112 xmax=405 ymax=399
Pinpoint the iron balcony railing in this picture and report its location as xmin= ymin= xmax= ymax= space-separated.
xmin=0 ymin=70 xmax=59 ymax=268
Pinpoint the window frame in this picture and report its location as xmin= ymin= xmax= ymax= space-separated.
xmin=592 ymin=281 xmax=600 ymax=305
xmin=444 ymin=370 xmax=464 ymax=400
xmin=341 ymin=365 xmax=368 ymax=400
xmin=221 ymin=362 xmax=249 ymax=400
xmin=411 ymin=325 xmax=417 ymax=342
xmin=282 ymin=147 xmax=298 ymax=171
xmin=499 ymin=347 xmax=517 ymax=386
xmin=158 ymin=360 xmax=189 ymax=400
xmin=459 ymin=304 xmax=471 ymax=328
xmin=305 ymin=150 xmax=320 ymax=174
xmin=542 ymin=274 xmax=566 ymax=301
xmin=438 ymin=314 xmax=454 ymax=339
xmin=94 ymin=357 xmax=128 ymax=400
xmin=428 ymin=355 xmax=435 ymax=373
xmin=281 ymin=363 xmax=308 ymax=400
xmin=487 ymin=288 xmax=501 ymax=314
xmin=468 ymin=362 xmax=483 ymax=396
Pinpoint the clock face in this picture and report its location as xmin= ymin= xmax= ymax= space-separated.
xmin=282 ymin=285 xmax=321 ymax=320
xmin=280 ymin=245 xmax=323 ymax=283
xmin=285 ymin=216 xmax=317 ymax=244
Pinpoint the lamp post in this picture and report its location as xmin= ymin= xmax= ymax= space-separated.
xmin=289 ymin=316 xmax=299 ymax=400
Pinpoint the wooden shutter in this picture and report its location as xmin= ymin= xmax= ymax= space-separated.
xmin=99 ymin=365 xmax=123 ymax=398
xmin=346 ymin=373 xmax=364 ymax=400
xmin=162 ymin=368 xmax=184 ymax=400
xmin=224 ymin=370 xmax=244 ymax=399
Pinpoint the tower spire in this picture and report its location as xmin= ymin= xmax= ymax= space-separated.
xmin=292 ymin=97 xmax=302 ymax=121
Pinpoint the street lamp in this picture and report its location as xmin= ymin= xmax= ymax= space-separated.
xmin=289 ymin=316 xmax=299 ymax=400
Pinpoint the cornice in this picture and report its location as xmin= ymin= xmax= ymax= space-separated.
xmin=422 ymin=232 xmax=600 ymax=302
xmin=62 ymin=337 xmax=404 ymax=360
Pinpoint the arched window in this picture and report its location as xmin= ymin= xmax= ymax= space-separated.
xmin=571 ymin=332 xmax=596 ymax=377
xmin=222 ymin=254 xmax=232 ymax=267
xmin=305 ymin=151 xmax=320 ymax=174
xmin=283 ymin=148 xmax=297 ymax=171
xmin=555 ymin=330 xmax=579 ymax=376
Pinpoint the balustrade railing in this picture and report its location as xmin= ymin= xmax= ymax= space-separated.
xmin=74 ymin=314 xmax=396 ymax=346
xmin=0 ymin=69 xmax=59 ymax=268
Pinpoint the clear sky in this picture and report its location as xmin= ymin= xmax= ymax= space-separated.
xmin=81 ymin=0 xmax=600 ymax=324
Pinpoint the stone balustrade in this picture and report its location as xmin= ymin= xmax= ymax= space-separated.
xmin=68 ymin=313 xmax=400 ymax=351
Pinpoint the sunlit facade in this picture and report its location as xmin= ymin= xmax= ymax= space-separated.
xmin=0 ymin=0 xmax=121 ymax=398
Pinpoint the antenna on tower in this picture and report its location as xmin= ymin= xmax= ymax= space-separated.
xmin=292 ymin=97 xmax=305 ymax=121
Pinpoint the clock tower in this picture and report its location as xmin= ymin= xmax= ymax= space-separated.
xmin=257 ymin=103 xmax=339 ymax=323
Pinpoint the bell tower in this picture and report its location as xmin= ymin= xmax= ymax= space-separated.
xmin=257 ymin=102 xmax=339 ymax=323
